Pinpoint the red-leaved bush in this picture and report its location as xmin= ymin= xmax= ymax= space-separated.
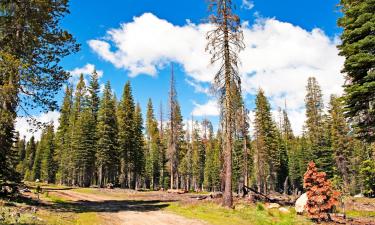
xmin=303 ymin=161 xmax=340 ymax=222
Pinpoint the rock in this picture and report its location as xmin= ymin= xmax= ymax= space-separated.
xmin=295 ymin=193 xmax=308 ymax=214
xmin=354 ymin=193 xmax=364 ymax=198
xmin=266 ymin=203 xmax=280 ymax=209
xmin=279 ymin=207 xmax=289 ymax=213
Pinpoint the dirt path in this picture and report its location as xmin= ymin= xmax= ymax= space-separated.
xmin=51 ymin=189 xmax=207 ymax=225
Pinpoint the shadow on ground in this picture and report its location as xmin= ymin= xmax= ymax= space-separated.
xmin=47 ymin=199 xmax=174 ymax=214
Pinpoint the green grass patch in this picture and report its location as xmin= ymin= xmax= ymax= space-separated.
xmin=165 ymin=202 xmax=311 ymax=225
xmin=345 ymin=210 xmax=375 ymax=218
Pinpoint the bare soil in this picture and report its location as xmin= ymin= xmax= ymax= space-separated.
xmin=34 ymin=188 xmax=207 ymax=225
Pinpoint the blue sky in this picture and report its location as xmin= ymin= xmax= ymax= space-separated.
xmin=16 ymin=0 xmax=346 ymax=139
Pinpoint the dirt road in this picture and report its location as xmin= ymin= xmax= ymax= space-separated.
xmin=50 ymin=189 xmax=207 ymax=225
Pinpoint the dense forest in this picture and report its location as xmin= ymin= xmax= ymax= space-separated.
xmin=10 ymin=72 xmax=375 ymax=198
xmin=0 ymin=0 xmax=374 ymax=214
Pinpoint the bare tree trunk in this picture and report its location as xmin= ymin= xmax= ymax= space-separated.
xmin=222 ymin=7 xmax=233 ymax=207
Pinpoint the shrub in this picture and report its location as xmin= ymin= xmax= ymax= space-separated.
xmin=359 ymin=159 xmax=375 ymax=198
xmin=303 ymin=161 xmax=340 ymax=222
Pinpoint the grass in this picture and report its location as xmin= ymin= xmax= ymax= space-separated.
xmin=0 ymin=188 xmax=105 ymax=225
xmin=345 ymin=210 xmax=375 ymax=218
xmin=165 ymin=201 xmax=311 ymax=225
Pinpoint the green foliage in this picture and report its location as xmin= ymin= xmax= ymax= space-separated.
xmin=145 ymin=99 xmax=161 ymax=189
xmin=338 ymin=0 xmax=375 ymax=142
xmin=359 ymin=159 xmax=375 ymax=197
xmin=40 ymin=124 xmax=56 ymax=183
xmin=117 ymin=81 xmax=136 ymax=188
xmin=55 ymin=86 xmax=73 ymax=184
xmin=304 ymin=77 xmax=333 ymax=177
xmin=0 ymin=0 xmax=79 ymax=112
xmin=328 ymin=95 xmax=353 ymax=192
xmin=96 ymin=82 xmax=118 ymax=187
xmin=253 ymin=89 xmax=280 ymax=193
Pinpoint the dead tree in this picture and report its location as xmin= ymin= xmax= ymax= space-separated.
xmin=206 ymin=0 xmax=245 ymax=208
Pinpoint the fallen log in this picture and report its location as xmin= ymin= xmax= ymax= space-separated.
xmin=243 ymin=185 xmax=294 ymax=206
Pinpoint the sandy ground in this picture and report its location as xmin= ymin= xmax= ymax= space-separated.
xmin=49 ymin=189 xmax=207 ymax=225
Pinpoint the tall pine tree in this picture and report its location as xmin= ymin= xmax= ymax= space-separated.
xmin=96 ymin=82 xmax=118 ymax=187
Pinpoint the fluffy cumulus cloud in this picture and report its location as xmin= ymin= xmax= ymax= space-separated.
xmin=88 ymin=13 xmax=216 ymax=81
xmin=89 ymin=13 xmax=345 ymax=135
xmin=15 ymin=111 xmax=60 ymax=141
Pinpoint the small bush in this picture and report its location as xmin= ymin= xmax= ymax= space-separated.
xmin=304 ymin=161 xmax=340 ymax=222
xmin=256 ymin=203 xmax=264 ymax=211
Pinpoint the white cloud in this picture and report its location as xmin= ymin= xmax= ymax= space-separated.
xmin=242 ymin=0 xmax=254 ymax=10
xmin=88 ymin=13 xmax=216 ymax=81
xmin=68 ymin=63 xmax=104 ymax=85
xmin=15 ymin=111 xmax=60 ymax=141
xmin=192 ymin=99 xmax=220 ymax=116
xmin=89 ymin=13 xmax=345 ymax=136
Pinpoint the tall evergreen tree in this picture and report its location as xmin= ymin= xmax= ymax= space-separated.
xmin=117 ymin=81 xmax=135 ymax=188
xmin=0 ymin=53 xmax=21 ymax=185
xmin=0 ymin=1 xmax=78 ymax=185
xmin=304 ymin=77 xmax=333 ymax=176
xmin=253 ymin=89 xmax=279 ymax=193
xmin=24 ymin=136 xmax=36 ymax=181
xmin=96 ymin=82 xmax=118 ymax=187
xmin=328 ymin=95 xmax=353 ymax=192
xmin=168 ymin=66 xmax=184 ymax=189
xmin=55 ymin=86 xmax=73 ymax=184
xmin=145 ymin=99 xmax=161 ymax=189
xmin=337 ymin=0 xmax=375 ymax=142
xmin=133 ymin=103 xmax=145 ymax=189
xmin=69 ymin=74 xmax=86 ymax=185
xmin=74 ymin=99 xmax=96 ymax=187
xmin=88 ymin=70 xmax=101 ymax=121
xmin=40 ymin=124 xmax=56 ymax=183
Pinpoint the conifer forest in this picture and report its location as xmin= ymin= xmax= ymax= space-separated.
xmin=0 ymin=0 xmax=374 ymax=224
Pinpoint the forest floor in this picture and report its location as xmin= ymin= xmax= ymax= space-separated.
xmin=0 ymin=183 xmax=374 ymax=225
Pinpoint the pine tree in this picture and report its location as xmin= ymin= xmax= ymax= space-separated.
xmin=191 ymin=121 xmax=204 ymax=191
xmin=168 ymin=66 xmax=184 ymax=189
xmin=55 ymin=86 xmax=73 ymax=184
xmin=133 ymin=103 xmax=145 ymax=190
xmin=88 ymin=70 xmax=101 ymax=121
xmin=32 ymin=140 xmax=43 ymax=181
xmin=0 ymin=1 xmax=78 ymax=185
xmin=253 ymin=89 xmax=279 ymax=193
xmin=146 ymin=99 xmax=161 ymax=189
xmin=117 ymin=81 xmax=135 ymax=188
xmin=23 ymin=136 xmax=36 ymax=181
xmin=74 ymin=99 xmax=96 ymax=187
xmin=15 ymin=135 xmax=26 ymax=176
xmin=40 ymin=124 xmax=56 ymax=183
xmin=96 ymin=82 xmax=118 ymax=187
xmin=337 ymin=0 xmax=375 ymax=142
xmin=69 ymin=74 xmax=86 ymax=185
xmin=328 ymin=95 xmax=353 ymax=192
xmin=0 ymin=53 xmax=21 ymax=185
xmin=207 ymin=0 xmax=245 ymax=207
xmin=305 ymin=77 xmax=333 ymax=176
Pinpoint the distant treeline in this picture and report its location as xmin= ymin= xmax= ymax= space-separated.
xmin=12 ymin=73 xmax=374 ymax=196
